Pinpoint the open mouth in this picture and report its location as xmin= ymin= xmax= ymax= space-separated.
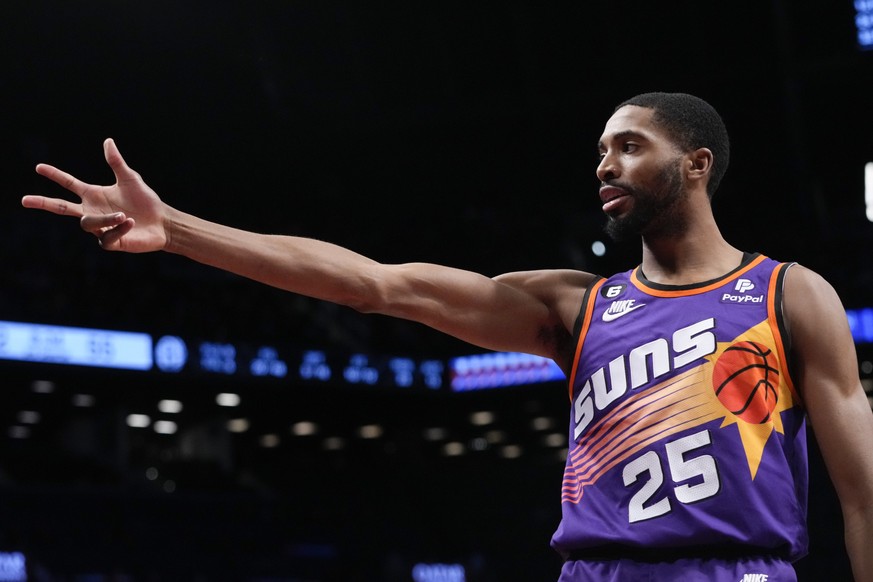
xmin=599 ymin=185 xmax=630 ymax=213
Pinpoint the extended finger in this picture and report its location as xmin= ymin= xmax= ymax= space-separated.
xmin=103 ymin=138 xmax=138 ymax=181
xmin=21 ymin=195 xmax=84 ymax=217
xmin=35 ymin=163 xmax=92 ymax=198
xmin=80 ymin=212 xmax=127 ymax=233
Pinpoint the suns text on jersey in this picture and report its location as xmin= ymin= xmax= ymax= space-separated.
xmin=573 ymin=318 xmax=717 ymax=440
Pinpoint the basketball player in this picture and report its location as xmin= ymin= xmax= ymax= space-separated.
xmin=22 ymin=93 xmax=873 ymax=581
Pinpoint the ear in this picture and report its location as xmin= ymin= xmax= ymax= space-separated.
xmin=686 ymin=147 xmax=713 ymax=182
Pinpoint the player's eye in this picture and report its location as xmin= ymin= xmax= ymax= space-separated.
xmin=622 ymin=142 xmax=639 ymax=154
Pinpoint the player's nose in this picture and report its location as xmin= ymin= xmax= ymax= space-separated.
xmin=596 ymin=153 xmax=619 ymax=182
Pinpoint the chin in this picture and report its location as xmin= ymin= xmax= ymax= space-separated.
xmin=604 ymin=217 xmax=640 ymax=242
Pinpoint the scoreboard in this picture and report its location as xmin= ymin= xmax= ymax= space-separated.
xmin=0 ymin=319 xmax=562 ymax=392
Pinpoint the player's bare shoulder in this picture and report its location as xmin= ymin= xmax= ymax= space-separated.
xmin=783 ymin=264 xmax=846 ymax=323
xmin=494 ymin=268 xmax=600 ymax=364
xmin=783 ymin=263 xmax=852 ymax=359
xmin=494 ymin=268 xmax=599 ymax=310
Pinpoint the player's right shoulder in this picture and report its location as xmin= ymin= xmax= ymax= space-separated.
xmin=493 ymin=268 xmax=600 ymax=294
xmin=494 ymin=269 xmax=601 ymax=337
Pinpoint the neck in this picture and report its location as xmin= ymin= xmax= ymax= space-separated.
xmin=638 ymin=202 xmax=743 ymax=286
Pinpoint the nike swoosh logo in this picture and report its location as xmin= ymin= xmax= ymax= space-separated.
xmin=602 ymin=303 xmax=646 ymax=322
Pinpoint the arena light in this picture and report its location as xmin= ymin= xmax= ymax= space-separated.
xmin=469 ymin=437 xmax=488 ymax=451
xmin=216 ymin=393 xmax=241 ymax=407
xmin=531 ymin=416 xmax=555 ymax=430
xmin=72 ymin=394 xmax=96 ymax=407
xmin=423 ymin=427 xmax=447 ymax=441
xmin=126 ymin=414 xmax=151 ymax=428
xmin=450 ymin=351 xmax=565 ymax=391
xmin=31 ymin=380 xmax=55 ymax=394
xmin=7 ymin=426 xmax=30 ymax=439
xmin=322 ymin=436 xmax=346 ymax=450
xmin=442 ymin=441 xmax=465 ymax=456
xmin=291 ymin=421 xmax=318 ymax=436
xmin=250 ymin=346 xmax=287 ymax=378
xmin=866 ymin=162 xmax=873 ymax=221
xmin=0 ymin=320 xmax=152 ymax=370
xmin=227 ymin=418 xmax=250 ymax=433
xmin=847 ymin=308 xmax=873 ymax=343
xmin=154 ymin=420 xmax=177 ymax=435
xmin=357 ymin=424 xmax=383 ymax=439
xmin=16 ymin=411 xmax=40 ymax=424
xmin=0 ymin=552 xmax=26 ymax=582
xmin=344 ymin=354 xmax=379 ymax=385
xmin=199 ymin=342 xmax=237 ymax=375
xmin=157 ymin=399 xmax=183 ymax=414
xmin=543 ymin=433 xmax=566 ymax=448
xmin=412 ymin=563 xmax=466 ymax=582
xmin=469 ymin=410 xmax=495 ymax=426
xmin=857 ymin=0 xmax=873 ymax=50
xmin=154 ymin=335 xmax=187 ymax=372
xmin=260 ymin=434 xmax=281 ymax=448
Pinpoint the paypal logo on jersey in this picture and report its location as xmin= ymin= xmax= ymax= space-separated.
xmin=721 ymin=278 xmax=764 ymax=305
xmin=735 ymin=278 xmax=755 ymax=293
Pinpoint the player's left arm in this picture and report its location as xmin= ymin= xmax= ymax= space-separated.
xmin=784 ymin=265 xmax=873 ymax=581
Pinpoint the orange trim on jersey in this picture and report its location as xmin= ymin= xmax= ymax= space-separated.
xmin=630 ymin=254 xmax=769 ymax=298
xmin=768 ymin=263 xmax=801 ymax=405
xmin=567 ymin=278 xmax=607 ymax=402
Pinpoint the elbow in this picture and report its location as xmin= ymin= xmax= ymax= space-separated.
xmin=338 ymin=277 xmax=391 ymax=315
xmin=346 ymin=295 xmax=381 ymax=314
xmin=334 ymin=266 xmax=408 ymax=317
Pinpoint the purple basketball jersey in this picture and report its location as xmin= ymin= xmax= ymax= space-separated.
xmin=551 ymin=254 xmax=808 ymax=564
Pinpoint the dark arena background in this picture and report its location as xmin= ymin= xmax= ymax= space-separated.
xmin=2 ymin=2 xmax=873 ymax=580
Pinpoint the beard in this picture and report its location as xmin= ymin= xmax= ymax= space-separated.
xmin=603 ymin=158 xmax=688 ymax=242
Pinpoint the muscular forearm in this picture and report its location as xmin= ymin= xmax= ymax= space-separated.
xmin=163 ymin=206 xmax=381 ymax=310
xmin=845 ymin=507 xmax=873 ymax=581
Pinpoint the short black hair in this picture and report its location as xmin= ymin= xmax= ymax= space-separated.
xmin=616 ymin=92 xmax=730 ymax=198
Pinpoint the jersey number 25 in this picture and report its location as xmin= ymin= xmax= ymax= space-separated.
xmin=622 ymin=430 xmax=721 ymax=523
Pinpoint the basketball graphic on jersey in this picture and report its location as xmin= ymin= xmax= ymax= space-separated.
xmin=712 ymin=341 xmax=780 ymax=423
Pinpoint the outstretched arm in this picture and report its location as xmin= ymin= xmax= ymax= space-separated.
xmin=164 ymin=209 xmax=590 ymax=360
xmin=23 ymin=139 xmax=595 ymax=366
xmin=785 ymin=265 xmax=873 ymax=581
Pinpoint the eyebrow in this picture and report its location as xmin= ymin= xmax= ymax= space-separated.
xmin=597 ymin=130 xmax=647 ymax=151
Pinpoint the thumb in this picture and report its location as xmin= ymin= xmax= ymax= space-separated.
xmin=103 ymin=138 xmax=137 ymax=180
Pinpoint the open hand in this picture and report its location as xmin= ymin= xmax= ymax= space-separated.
xmin=22 ymin=138 xmax=169 ymax=253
